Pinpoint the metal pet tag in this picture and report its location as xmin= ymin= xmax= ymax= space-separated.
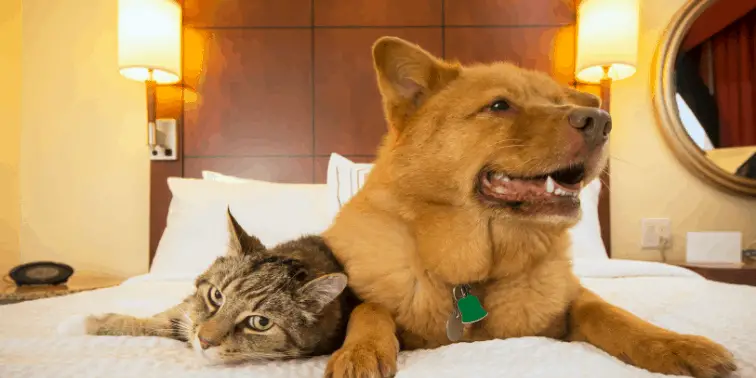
xmin=446 ymin=307 xmax=464 ymax=342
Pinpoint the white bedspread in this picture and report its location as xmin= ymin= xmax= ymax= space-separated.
xmin=1 ymin=259 xmax=755 ymax=378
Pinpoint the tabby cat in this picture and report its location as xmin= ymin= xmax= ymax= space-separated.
xmin=82 ymin=208 xmax=355 ymax=364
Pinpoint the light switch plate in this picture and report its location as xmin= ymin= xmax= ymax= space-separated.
xmin=686 ymin=231 xmax=742 ymax=264
xmin=150 ymin=118 xmax=178 ymax=161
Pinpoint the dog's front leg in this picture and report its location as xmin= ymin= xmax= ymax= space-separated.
xmin=567 ymin=287 xmax=736 ymax=378
xmin=324 ymin=302 xmax=400 ymax=378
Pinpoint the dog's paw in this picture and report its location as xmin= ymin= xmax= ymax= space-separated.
xmin=324 ymin=341 xmax=398 ymax=378
xmin=631 ymin=334 xmax=737 ymax=378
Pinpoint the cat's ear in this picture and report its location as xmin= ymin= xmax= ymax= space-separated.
xmin=226 ymin=206 xmax=265 ymax=257
xmin=296 ymin=273 xmax=348 ymax=313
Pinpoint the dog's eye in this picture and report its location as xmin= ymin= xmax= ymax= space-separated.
xmin=488 ymin=100 xmax=511 ymax=112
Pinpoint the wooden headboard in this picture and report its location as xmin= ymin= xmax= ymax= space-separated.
xmin=150 ymin=0 xmax=611 ymax=265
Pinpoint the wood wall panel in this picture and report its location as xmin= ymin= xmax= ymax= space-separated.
xmin=183 ymin=0 xmax=311 ymax=27
xmin=314 ymin=28 xmax=443 ymax=155
xmin=445 ymin=0 xmax=575 ymax=26
xmin=445 ymin=26 xmax=576 ymax=84
xmin=183 ymin=29 xmax=313 ymax=157
xmin=184 ymin=157 xmax=314 ymax=182
xmin=314 ymin=0 xmax=443 ymax=26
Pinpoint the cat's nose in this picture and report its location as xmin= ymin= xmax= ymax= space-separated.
xmin=198 ymin=336 xmax=219 ymax=350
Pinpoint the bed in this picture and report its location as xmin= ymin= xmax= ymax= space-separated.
xmin=2 ymin=256 xmax=755 ymax=377
xmin=2 ymin=162 xmax=756 ymax=377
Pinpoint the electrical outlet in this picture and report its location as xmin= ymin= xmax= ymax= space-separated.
xmin=150 ymin=118 xmax=178 ymax=161
xmin=641 ymin=218 xmax=671 ymax=249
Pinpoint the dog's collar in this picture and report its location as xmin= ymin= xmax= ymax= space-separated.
xmin=446 ymin=283 xmax=488 ymax=342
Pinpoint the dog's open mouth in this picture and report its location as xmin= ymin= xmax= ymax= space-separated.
xmin=477 ymin=164 xmax=585 ymax=214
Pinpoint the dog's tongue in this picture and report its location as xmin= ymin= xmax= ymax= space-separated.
xmin=482 ymin=174 xmax=579 ymax=202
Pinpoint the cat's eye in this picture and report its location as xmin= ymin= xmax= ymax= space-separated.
xmin=207 ymin=286 xmax=224 ymax=306
xmin=246 ymin=315 xmax=273 ymax=332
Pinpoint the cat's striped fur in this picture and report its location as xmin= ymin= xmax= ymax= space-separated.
xmin=84 ymin=208 xmax=356 ymax=364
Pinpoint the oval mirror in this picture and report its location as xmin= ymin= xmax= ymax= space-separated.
xmin=654 ymin=0 xmax=756 ymax=196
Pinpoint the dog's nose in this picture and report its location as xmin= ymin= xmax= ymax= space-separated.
xmin=568 ymin=107 xmax=612 ymax=145
xmin=198 ymin=336 xmax=218 ymax=350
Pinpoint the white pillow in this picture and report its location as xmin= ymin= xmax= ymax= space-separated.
xmin=150 ymin=177 xmax=333 ymax=279
xmin=326 ymin=153 xmax=373 ymax=217
xmin=568 ymin=178 xmax=608 ymax=259
xmin=201 ymin=170 xmax=257 ymax=183
xmin=323 ymin=154 xmax=608 ymax=260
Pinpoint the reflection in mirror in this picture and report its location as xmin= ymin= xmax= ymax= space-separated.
xmin=675 ymin=93 xmax=714 ymax=151
xmin=672 ymin=0 xmax=756 ymax=180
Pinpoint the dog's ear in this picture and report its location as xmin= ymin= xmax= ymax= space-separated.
xmin=564 ymin=87 xmax=601 ymax=108
xmin=226 ymin=206 xmax=266 ymax=257
xmin=372 ymin=36 xmax=460 ymax=132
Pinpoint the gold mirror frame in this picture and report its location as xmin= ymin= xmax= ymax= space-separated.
xmin=653 ymin=0 xmax=756 ymax=197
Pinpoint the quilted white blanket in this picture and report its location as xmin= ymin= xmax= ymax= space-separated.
xmin=1 ymin=259 xmax=755 ymax=378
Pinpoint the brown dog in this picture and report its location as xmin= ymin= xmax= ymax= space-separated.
xmin=322 ymin=36 xmax=736 ymax=378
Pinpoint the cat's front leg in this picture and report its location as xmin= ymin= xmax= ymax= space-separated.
xmin=58 ymin=300 xmax=194 ymax=342
xmin=78 ymin=298 xmax=194 ymax=341
xmin=84 ymin=312 xmax=189 ymax=341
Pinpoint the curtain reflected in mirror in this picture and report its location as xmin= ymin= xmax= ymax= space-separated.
xmin=673 ymin=0 xmax=756 ymax=180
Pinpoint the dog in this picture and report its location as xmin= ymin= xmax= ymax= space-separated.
xmin=321 ymin=36 xmax=736 ymax=378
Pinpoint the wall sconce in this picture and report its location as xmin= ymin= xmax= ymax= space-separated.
xmin=117 ymin=0 xmax=181 ymax=160
xmin=575 ymin=0 xmax=640 ymax=112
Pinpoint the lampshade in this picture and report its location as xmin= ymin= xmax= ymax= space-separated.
xmin=575 ymin=0 xmax=639 ymax=83
xmin=118 ymin=0 xmax=181 ymax=84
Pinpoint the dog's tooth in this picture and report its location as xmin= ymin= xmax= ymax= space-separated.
xmin=493 ymin=186 xmax=506 ymax=194
xmin=493 ymin=172 xmax=505 ymax=180
xmin=555 ymin=188 xmax=564 ymax=196
xmin=502 ymin=176 xmax=511 ymax=182
xmin=545 ymin=176 xmax=555 ymax=194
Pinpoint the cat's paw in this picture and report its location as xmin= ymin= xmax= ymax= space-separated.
xmin=58 ymin=314 xmax=114 ymax=336
xmin=630 ymin=333 xmax=737 ymax=378
xmin=56 ymin=314 xmax=91 ymax=336
xmin=324 ymin=341 xmax=398 ymax=378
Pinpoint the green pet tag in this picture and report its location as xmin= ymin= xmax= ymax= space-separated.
xmin=457 ymin=293 xmax=488 ymax=324
xmin=446 ymin=284 xmax=488 ymax=342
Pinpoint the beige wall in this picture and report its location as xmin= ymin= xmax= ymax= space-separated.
xmin=20 ymin=0 xmax=150 ymax=277
xmin=610 ymin=0 xmax=756 ymax=261
xmin=0 ymin=0 xmax=22 ymax=268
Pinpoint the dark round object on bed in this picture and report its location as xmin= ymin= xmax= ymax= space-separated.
xmin=8 ymin=261 xmax=75 ymax=286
